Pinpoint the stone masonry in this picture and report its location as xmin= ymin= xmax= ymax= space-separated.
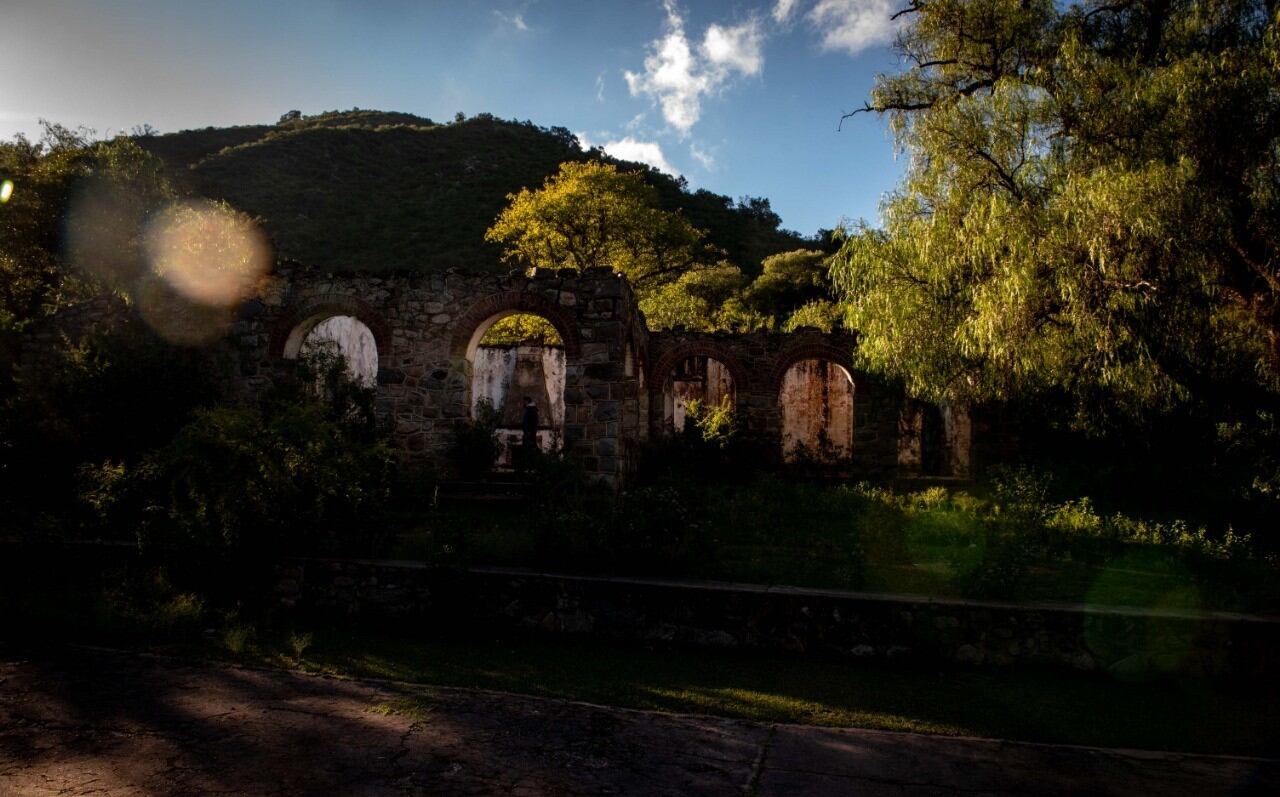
xmin=24 ymin=265 xmax=961 ymax=484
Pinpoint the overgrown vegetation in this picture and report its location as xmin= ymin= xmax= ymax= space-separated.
xmin=402 ymin=465 xmax=1278 ymax=613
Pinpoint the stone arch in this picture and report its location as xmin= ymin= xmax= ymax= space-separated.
xmin=770 ymin=342 xmax=862 ymax=464
xmin=649 ymin=340 xmax=750 ymax=436
xmin=453 ymin=290 xmax=582 ymax=470
xmin=269 ymin=294 xmax=391 ymax=362
xmin=648 ymin=341 xmax=751 ymax=396
xmin=449 ymin=291 xmax=582 ymax=362
xmin=766 ymin=342 xmax=860 ymax=397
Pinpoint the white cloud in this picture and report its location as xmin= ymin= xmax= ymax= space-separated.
xmin=573 ymin=132 xmax=677 ymax=175
xmin=595 ymin=72 xmax=606 ymax=102
xmin=806 ymin=0 xmax=900 ymax=56
xmin=689 ymin=143 xmax=715 ymax=170
xmin=702 ymin=19 xmax=764 ymax=76
xmin=772 ymin=0 xmax=800 ymax=24
xmin=493 ymin=10 xmax=528 ymax=31
xmin=624 ymin=1 xmax=763 ymax=136
xmin=600 ymin=136 xmax=678 ymax=175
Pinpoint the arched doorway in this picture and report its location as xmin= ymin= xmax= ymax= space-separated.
xmin=468 ymin=312 xmax=567 ymax=468
xmin=658 ymin=354 xmax=737 ymax=435
xmin=451 ymin=291 xmax=583 ymax=471
xmin=779 ymin=358 xmax=855 ymax=463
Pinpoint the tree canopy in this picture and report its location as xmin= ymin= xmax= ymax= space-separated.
xmin=485 ymin=160 xmax=716 ymax=289
xmin=831 ymin=0 xmax=1279 ymax=419
xmin=0 ymin=124 xmax=173 ymax=339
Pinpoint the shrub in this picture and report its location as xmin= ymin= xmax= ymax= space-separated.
xmin=82 ymin=349 xmax=396 ymax=557
xmin=682 ymin=397 xmax=738 ymax=448
xmin=449 ymin=398 xmax=501 ymax=479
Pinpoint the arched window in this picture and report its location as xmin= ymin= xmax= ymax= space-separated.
xmin=293 ymin=314 xmax=379 ymax=387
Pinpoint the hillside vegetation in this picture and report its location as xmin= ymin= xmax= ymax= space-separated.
xmin=136 ymin=110 xmax=815 ymax=274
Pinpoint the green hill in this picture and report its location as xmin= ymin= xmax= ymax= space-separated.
xmin=137 ymin=110 xmax=816 ymax=274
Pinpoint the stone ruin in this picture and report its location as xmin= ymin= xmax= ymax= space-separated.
xmin=230 ymin=265 xmax=986 ymax=486
xmin=25 ymin=265 xmax=991 ymax=486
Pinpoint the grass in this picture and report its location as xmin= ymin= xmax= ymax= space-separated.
xmin=197 ymin=626 xmax=1280 ymax=757
xmin=390 ymin=474 xmax=1280 ymax=614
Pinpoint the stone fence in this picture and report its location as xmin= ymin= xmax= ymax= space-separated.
xmin=275 ymin=559 xmax=1279 ymax=680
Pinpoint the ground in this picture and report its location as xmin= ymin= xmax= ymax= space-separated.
xmin=1 ymin=647 xmax=1275 ymax=795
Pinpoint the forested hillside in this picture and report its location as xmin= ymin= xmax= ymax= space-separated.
xmin=136 ymin=110 xmax=814 ymax=274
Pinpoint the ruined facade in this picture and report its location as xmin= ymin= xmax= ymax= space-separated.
xmin=28 ymin=265 xmax=978 ymax=485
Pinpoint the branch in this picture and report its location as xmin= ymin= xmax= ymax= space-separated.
xmin=838 ymin=101 xmax=934 ymax=130
xmin=1082 ymin=2 xmax=1134 ymax=21
xmin=891 ymin=2 xmax=924 ymax=21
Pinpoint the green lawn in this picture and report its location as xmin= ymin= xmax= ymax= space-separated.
xmin=203 ymin=627 xmax=1279 ymax=757
xmin=389 ymin=479 xmax=1280 ymax=614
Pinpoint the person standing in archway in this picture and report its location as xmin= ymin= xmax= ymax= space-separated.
xmin=519 ymin=396 xmax=539 ymax=472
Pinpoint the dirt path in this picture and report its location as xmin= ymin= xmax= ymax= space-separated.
xmin=0 ymin=648 xmax=1274 ymax=795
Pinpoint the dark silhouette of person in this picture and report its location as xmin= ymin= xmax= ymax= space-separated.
xmin=519 ymin=396 xmax=538 ymax=471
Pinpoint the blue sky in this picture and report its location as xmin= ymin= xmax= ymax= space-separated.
xmin=1 ymin=0 xmax=908 ymax=235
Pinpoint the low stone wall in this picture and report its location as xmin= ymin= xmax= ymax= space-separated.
xmin=275 ymin=560 xmax=1280 ymax=679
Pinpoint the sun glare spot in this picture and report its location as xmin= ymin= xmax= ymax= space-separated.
xmin=0 ymin=180 xmax=13 ymax=203
xmin=143 ymin=200 xmax=270 ymax=306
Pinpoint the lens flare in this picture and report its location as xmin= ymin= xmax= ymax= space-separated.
xmin=144 ymin=200 xmax=270 ymax=306
xmin=0 ymin=180 xmax=13 ymax=203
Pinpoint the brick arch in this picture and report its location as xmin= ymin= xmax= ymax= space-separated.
xmin=268 ymin=293 xmax=391 ymax=359
xmin=767 ymin=342 xmax=861 ymax=397
xmin=449 ymin=290 xmax=582 ymax=360
xmin=648 ymin=340 xmax=752 ymax=395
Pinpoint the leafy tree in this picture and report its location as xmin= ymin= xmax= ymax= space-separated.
xmin=485 ymin=160 xmax=716 ymax=289
xmin=831 ymin=0 xmax=1279 ymax=418
xmin=478 ymin=313 xmax=564 ymax=346
xmin=638 ymin=265 xmax=755 ymax=331
xmin=742 ymin=249 xmax=833 ymax=321
xmin=784 ymin=299 xmax=843 ymax=333
xmin=0 ymin=124 xmax=173 ymax=339
xmin=639 ymin=249 xmax=844 ymax=332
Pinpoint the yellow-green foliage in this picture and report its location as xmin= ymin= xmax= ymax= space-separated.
xmin=682 ymin=397 xmax=738 ymax=448
xmin=486 ymin=160 xmax=714 ymax=289
xmin=831 ymin=0 xmax=1280 ymax=415
xmin=478 ymin=313 xmax=564 ymax=346
xmin=0 ymin=124 xmax=174 ymax=335
xmin=639 ymin=248 xmax=844 ymax=332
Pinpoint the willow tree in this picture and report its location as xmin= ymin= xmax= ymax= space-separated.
xmin=485 ymin=160 xmax=715 ymax=290
xmin=832 ymin=0 xmax=1279 ymax=419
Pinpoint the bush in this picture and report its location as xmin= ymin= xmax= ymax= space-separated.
xmin=682 ymin=397 xmax=738 ymax=448
xmin=85 ymin=350 xmax=395 ymax=557
xmin=530 ymin=476 xmax=713 ymax=574
xmin=1 ymin=321 xmax=225 ymax=538
xmin=448 ymin=398 xmax=501 ymax=479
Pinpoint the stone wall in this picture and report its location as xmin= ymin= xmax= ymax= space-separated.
xmin=275 ymin=560 xmax=1280 ymax=679
xmin=232 ymin=265 xmax=646 ymax=484
xmin=21 ymin=266 xmax=980 ymax=483
xmin=647 ymin=329 xmax=903 ymax=476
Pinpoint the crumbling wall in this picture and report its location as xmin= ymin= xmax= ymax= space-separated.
xmin=647 ymin=329 xmax=900 ymax=477
xmin=25 ymin=265 xmax=981 ymax=484
xmin=235 ymin=266 xmax=647 ymax=485
xmin=472 ymin=344 xmax=566 ymax=466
